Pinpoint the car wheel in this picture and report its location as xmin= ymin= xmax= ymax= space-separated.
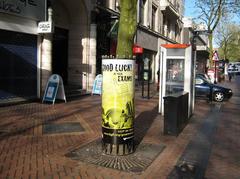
xmin=214 ymin=92 xmax=224 ymax=102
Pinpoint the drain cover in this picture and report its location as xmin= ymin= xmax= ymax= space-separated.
xmin=66 ymin=139 xmax=165 ymax=173
xmin=43 ymin=122 xmax=84 ymax=134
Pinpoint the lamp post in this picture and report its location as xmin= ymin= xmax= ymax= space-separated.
xmin=191 ymin=29 xmax=211 ymax=73
xmin=191 ymin=29 xmax=211 ymax=102
xmin=212 ymin=51 xmax=219 ymax=84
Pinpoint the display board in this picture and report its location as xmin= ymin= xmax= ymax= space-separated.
xmin=92 ymin=74 xmax=102 ymax=95
xmin=42 ymin=74 xmax=66 ymax=104
xmin=101 ymin=59 xmax=135 ymax=144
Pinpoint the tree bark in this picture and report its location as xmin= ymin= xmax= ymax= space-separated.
xmin=101 ymin=0 xmax=138 ymax=155
xmin=116 ymin=0 xmax=137 ymax=59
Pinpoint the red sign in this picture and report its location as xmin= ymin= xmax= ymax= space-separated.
xmin=133 ymin=45 xmax=143 ymax=54
xmin=161 ymin=44 xmax=190 ymax=49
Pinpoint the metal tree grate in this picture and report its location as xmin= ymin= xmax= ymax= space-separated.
xmin=43 ymin=122 xmax=84 ymax=134
xmin=65 ymin=139 xmax=165 ymax=173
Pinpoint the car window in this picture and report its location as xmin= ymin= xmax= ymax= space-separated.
xmin=195 ymin=78 xmax=204 ymax=85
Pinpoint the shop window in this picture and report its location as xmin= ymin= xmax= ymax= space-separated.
xmin=140 ymin=0 xmax=146 ymax=25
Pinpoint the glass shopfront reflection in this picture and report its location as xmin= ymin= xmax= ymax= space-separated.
xmin=166 ymin=58 xmax=184 ymax=95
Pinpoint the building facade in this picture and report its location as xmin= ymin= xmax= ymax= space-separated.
xmin=0 ymin=0 xmax=46 ymax=103
xmin=0 ymin=0 xmax=185 ymax=104
xmin=182 ymin=17 xmax=210 ymax=74
xmin=0 ymin=0 xmax=95 ymax=104
xmin=95 ymin=0 xmax=185 ymax=86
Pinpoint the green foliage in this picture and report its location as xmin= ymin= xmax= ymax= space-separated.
xmin=217 ymin=23 xmax=240 ymax=61
xmin=194 ymin=0 xmax=237 ymax=65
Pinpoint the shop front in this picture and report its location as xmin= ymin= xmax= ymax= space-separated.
xmin=135 ymin=28 xmax=158 ymax=97
xmin=40 ymin=0 xmax=93 ymax=97
xmin=0 ymin=0 xmax=45 ymax=103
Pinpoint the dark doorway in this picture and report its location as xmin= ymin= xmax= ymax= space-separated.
xmin=0 ymin=29 xmax=37 ymax=101
xmin=52 ymin=27 xmax=69 ymax=85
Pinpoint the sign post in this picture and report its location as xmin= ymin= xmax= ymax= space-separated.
xmin=212 ymin=51 xmax=219 ymax=83
xmin=42 ymin=74 xmax=66 ymax=104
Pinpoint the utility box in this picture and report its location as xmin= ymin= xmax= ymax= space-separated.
xmin=163 ymin=92 xmax=189 ymax=136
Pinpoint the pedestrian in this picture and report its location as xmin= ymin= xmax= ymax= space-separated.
xmin=228 ymin=73 xmax=232 ymax=82
xmin=157 ymin=69 xmax=160 ymax=91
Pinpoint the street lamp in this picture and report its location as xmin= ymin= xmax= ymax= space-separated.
xmin=190 ymin=29 xmax=211 ymax=73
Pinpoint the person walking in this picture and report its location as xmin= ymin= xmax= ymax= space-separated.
xmin=228 ymin=72 xmax=232 ymax=82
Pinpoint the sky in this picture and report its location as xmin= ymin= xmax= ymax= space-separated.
xmin=183 ymin=0 xmax=239 ymax=48
xmin=184 ymin=0 xmax=197 ymax=18
xmin=184 ymin=0 xmax=240 ymax=23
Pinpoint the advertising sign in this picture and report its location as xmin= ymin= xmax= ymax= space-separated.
xmin=0 ymin=0 xmax=46 ymax=20
xmin=102 ymin=59 xmax=135 ymax=144
xmin=207 ymin=69 xmax=215 ymax=83
xmin=42 ymin=74 xmax=66 ymax=104
xmin=133 ymin=45 xmax=143 ymax=54
xmin=37 ymin=21 xmax=53 ymax=34
xmin=92 ymin=74 xmax=102 ymax=95
xmin=44 ymin=81 xmax=58 ymax=102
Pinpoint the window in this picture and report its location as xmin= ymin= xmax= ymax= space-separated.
xmin=163 ymin=15 xmax=167 ymax=35
xmin=175 ymin=23 xmax=178 ymax=41
xmin=167 ymin=21 xmax=171 ymax=38
xmin=152 ymin=6 xmax=157 ymax=31
xmin=166 ymin=59 xmax=184 ymax=95
xmin=140 ymin=0 xmax=146 ymax=25
xmin=195 ymin=78 xmax=204 ymax=85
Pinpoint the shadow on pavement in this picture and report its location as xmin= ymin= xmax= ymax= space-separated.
xmin=134 ymin=105 xmax=159 ymax=146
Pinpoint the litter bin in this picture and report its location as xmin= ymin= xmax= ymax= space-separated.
xmin=163 ymin=92 xmax=189 ymax=136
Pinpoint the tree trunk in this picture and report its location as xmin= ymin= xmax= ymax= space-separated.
xmin=116 ymin=0 xmax=137 ymax=58
xmin=208 ymin=33 xmax=214 ymax=67
xmin=101 ymin=0 xmax=137 ymax=155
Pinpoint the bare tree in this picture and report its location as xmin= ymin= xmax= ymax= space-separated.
xmin=215 ymin=18 xmax=234 ymax=60
xmin=195 ymin=0 xmax=236 ymax=65
xmin=215 ymin=20 xmax=240 ymax=61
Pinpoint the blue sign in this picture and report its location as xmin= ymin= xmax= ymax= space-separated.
xmin=43 ymin=82 xmax=58 ymax=102
xmin=92 ymin=74 xmax=102 ymax=95
xmin=42 ymin=74 xmax=66 ymax=104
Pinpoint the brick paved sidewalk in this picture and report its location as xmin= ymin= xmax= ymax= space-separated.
xmin=0 ymin=92 xmax=214 ymax=179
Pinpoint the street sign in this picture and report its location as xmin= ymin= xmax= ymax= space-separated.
xmin=37 ymin=21 xmax=54 ymax=34
xmin=212 ymin=51 xmax=219 ymax=61
xmin=42 ymin=74 xmax=66 ymax=104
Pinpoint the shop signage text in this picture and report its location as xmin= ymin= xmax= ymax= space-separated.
xmin=37 ymin=21 xmax=53 ymax=33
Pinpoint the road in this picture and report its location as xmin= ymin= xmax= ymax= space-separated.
xmin=205 ymin=75 xmax=240 ymax=178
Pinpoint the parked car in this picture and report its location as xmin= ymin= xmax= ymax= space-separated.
xmin=227 ymin=64 xmax=240 ymax=75
xmin=195 ymin=75 xmax=233 ymax=102
xmin=196 ymin=73 xmax=212 ymax=83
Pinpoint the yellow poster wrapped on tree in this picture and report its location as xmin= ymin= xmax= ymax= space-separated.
xmin=102 ymin=59 xmax=135 ymax=144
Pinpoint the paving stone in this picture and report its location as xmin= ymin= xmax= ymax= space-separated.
xmin=0 ymin=82 xmax=239 ymax=179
